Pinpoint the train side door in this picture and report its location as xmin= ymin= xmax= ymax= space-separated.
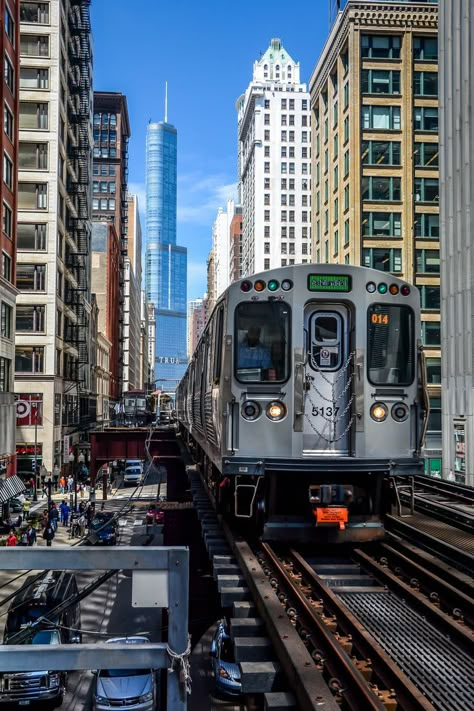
xmin=303 ymin=305 xmax=352 ymax=455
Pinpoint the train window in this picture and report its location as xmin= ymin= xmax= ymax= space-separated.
xmin=235 ymin=302 xmax=291 ymax=383
xmin=310 ymin=313 xmax=343 ymax=370
xmin=213 ymin=307 xmax=224 ymax=383
xmin=367 ymin=304 xmax=414 ymax=385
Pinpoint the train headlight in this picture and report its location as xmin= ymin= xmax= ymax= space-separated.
xmin=366 ymin=282 xmax=376 ymax=293
xmin=268 ymin=279 xmax=279 ymax=291
xmin=370 ymin=402 xmax=388 ymax=422
xmin=389 ymin=284 xmax=399 ymax=295
xmin=254 ymin=279 xmax=266 ymax=292
xmin=391 ymin=402 xmax=409 ymax=422
xmin=281 ymin=279 xmax=293 ymax=291
xmin=241 ymin=400 xmax=261 ymax=421
xmin=266 ymin=401 xmax=287 ymax=421
xmin=401 ymin=284 xmax=411 ymax=296
xmin=377 ymin=283 xmax=388 ymax=294
xmin=240 ymin=280 xmax=252 ymax=292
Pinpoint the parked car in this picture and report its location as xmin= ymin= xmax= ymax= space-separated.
xmin=210 ymin=619 xmax=242 ymax=697
xmin=8 ymin=498 xmax=23 ymax=513
xmin=145 ymin=505 xmax=164 ymax=525
xmin=93 ymin=636 xmax=156 ymax=711
xmin=89 ymin=512 xmax=118 ymax=545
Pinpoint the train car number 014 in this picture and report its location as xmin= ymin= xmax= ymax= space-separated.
xmin=312 ymin=406 xmax=340 ymax=417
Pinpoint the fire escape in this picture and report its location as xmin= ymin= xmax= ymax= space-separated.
xmin=66 ymin=0 xmax=93 ymax=427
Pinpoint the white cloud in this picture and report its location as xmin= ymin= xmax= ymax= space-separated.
xmin=178 ymin=173 xmax=237 ymax=226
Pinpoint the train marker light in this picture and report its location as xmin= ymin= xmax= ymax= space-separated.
xmin=266 ymin=401 xmax=286 ymax=421
xmin=377 ymin=283 xmax=388 ymax=294
xmin=241 ymin=280 xmax=252 ymax=292
xmin=391 ymin=402 xmax=409 ymax=422
xmin=268 ymin=279 xmax=279 ymax=291
xmin=254 ymin=280 xmax=266 ymax=292
xmin=281 ymin=279 xmax=293 ymax=291
xmin=370 ymin=403 xmax=388 ymax=422
xmin=241 ymin=400 xmax=261 ymax=421
xmin=400 ymin=284 xmax=411 ymax=296
xmin=366 ymin=282 xmax=376 ymax=293
xmin=389 ymin=284 xmax=399 ymax=295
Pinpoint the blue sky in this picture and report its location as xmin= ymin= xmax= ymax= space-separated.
xmin=91 ymin=0 xmax=330 ymax=300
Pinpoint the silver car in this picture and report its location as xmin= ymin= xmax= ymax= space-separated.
xmin=93 ymin=636 xmax=157 ymax=710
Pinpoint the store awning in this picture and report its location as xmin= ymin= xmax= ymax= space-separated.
xmin=0 ymin=475 xmax=26 ymax=504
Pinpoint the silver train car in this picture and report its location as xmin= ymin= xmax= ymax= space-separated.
xmin=176 ymin=264 xmax=429 ymax=543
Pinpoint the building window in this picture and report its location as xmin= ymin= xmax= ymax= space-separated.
xmin=361 ymin=105 xmax=401 ymax=131
xmin=19 ymin=102 xmax=48 ymax=130
xmin=20 ymin=66 xmax=49 ymax=89
xmin=413 ymin=36 xmax=438 ymax=61
xmin=20 ymin=33 xmax=49 ymax=56
xmin=361 ymin=34 xmax=401 ymax=59
xmin=18 ymin=182 xmax=47 ymax=209
xmin=264 ymin=193 xmax=270 ymax=206
xmin=415 ymin=178 xmax=439 ymax=203
xmin=264 ymin=162 xmax=270 ymax=173
xmin=4 ymin=56 xmax=14 ymax=93
xmin=422 ymin=321 xmax=441 ymax=346
xmin=15 ymin=346 xmax=44 ymax=373
xmin=363 ymin=248 xmax=402 ymax=273
xmin=16 ymin=305 xmax=45 ymax=332
xmin=419 ymin=285 xmax=440 ymax=311
xmin=4 ymin=6 xmax=15 ymax=43
xmin=361 ymin=69 xmax=400 ymax=95
xmin=362 ymin=212 xmax=402 ymax=237
xmin=415 ymin=213 xmax=439 ymax=238
xmin=362 ymin=176 xmax=401 ymax=201
xmin=0 ymin=357 xmax=11 ymax=391
xmin=264 ymin=130 xmax=270 ymax=141
xmin=264 ymin=243 xmax=270 ymax=254
xmin=2 ymin=252 xmax=11 ymax=281
xmin=4 ymin=105 xmax=13 ymax=140
xmin=264 ymin=259 xmax=270 ymax=270
xmin=264 ymin=210 xmax=270 ymax=222
xmin=16 ymin=263 xmax=46 ymax=291
xmin=264 ymin=146 xmax=270 ymax=157
xmin=1 ymin=302 xmax=12 ymax=338
xmin=414 ymin=71 xmax=438 ymax=97
xmin=414 ymin=142 xmax=438 ymax=167
xmin=426 ymin=358 xmax=441 ymax=385
xmin=416 ymin=249 xmax=440 ymax=274
xmin=414 ymin=107 xmax=438 ymax=132
xmin=361 ymin=140 xmax=401 ymax=165
xmin=20 ymin=2 xmax=50 ymax=23
xmin=264 ymin=99 xmax=270 ymax=109
xmin=2 ymin=202 xmax=12 ymax=238
xmin=343 ymin=116 xmax=349 ymax=142
xmin=343 ymin=151 xmax=349 ymax=177
xmin=19 ymin=142 xmax=48 ymax=170
xmin=17 ymin=223 xmax=47 ymax=250
xmin=264 ymin=114 xmax=270 ymax=125
xmin=3 ymin=153 xmax=13 ymax=189
xmin=343 ymin=82 xmax=349 ymax=109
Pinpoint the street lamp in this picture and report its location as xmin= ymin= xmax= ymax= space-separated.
xmin=68 ymin=453 xmax=75 ymax=512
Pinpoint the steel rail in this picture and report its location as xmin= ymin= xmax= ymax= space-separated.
xmin=260 ymin=542 xmax=386 ymax=711
xmin=375 ymin=541 xmax=474 ymax=628
xmin=352 ymin=549 xmax=473 ymax=656
xmin=289 ymin=548 xmax=435 ymax=711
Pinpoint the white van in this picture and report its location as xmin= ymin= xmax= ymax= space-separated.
xmin=123 ymin=465 xmax=143 ymax=486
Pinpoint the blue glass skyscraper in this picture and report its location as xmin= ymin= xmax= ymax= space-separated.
xmin=145 ymin=120 xmax=187 ymax=392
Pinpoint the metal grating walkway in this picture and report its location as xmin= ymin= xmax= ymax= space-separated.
xmin=339 ymin=591 xmax=474 ymax=711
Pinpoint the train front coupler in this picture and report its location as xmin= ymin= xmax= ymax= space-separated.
xmin=308 ymin=484 xmax=354 ymax=530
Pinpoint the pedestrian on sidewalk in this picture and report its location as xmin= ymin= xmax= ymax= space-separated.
xmin=26 ymin=525 xmax=37 ymax=546
xmin=67 ymin=475 xmax=73 ymax=493
xmin=6 ymin=530 xmax=17 ymax=546
xmin=49 ymin=503 xmax=59 ymax=532
xmin=43 ymin=524 xmax=54 ymax=547
xmin=59 ymin=476 xmax=66 ymax=494
xmin=22 ymin=498 xmax=31 ymax=521
xmin=41 ymin=510 xmax=49 ymax=531
xmin=20 ymin=530 xmax=29 ymax=546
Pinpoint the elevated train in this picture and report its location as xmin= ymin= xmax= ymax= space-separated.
xmin=176 ymin=264 xmax=429 ymax=543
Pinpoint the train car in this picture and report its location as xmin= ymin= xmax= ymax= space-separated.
xmin=176 ymin=264 xmax=429 ymax=543
xmin=122 ymin=389 xmax=153 ymax=427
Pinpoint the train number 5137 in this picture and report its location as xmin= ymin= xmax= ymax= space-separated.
xmin=312 ymin=406 xmax=340 ymax=417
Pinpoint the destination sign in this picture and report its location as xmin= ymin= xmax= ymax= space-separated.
xmin=308 ymin=274 xmax=352 ymax=292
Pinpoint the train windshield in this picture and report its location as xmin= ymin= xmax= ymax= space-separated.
xmin=235 ymin=302 xmax=291 ymax=383
xmin=367 ymin=305 xmax=414 ymax=385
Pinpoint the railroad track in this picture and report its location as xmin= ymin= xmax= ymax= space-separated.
xmin=403 ymin=476 xmax=474 ymax=534
xmin=190 ymin=467 xmax=474 ymax=711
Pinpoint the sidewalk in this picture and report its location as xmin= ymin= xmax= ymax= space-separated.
xmin=27 ymin=483 xmax=120 ymax=547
